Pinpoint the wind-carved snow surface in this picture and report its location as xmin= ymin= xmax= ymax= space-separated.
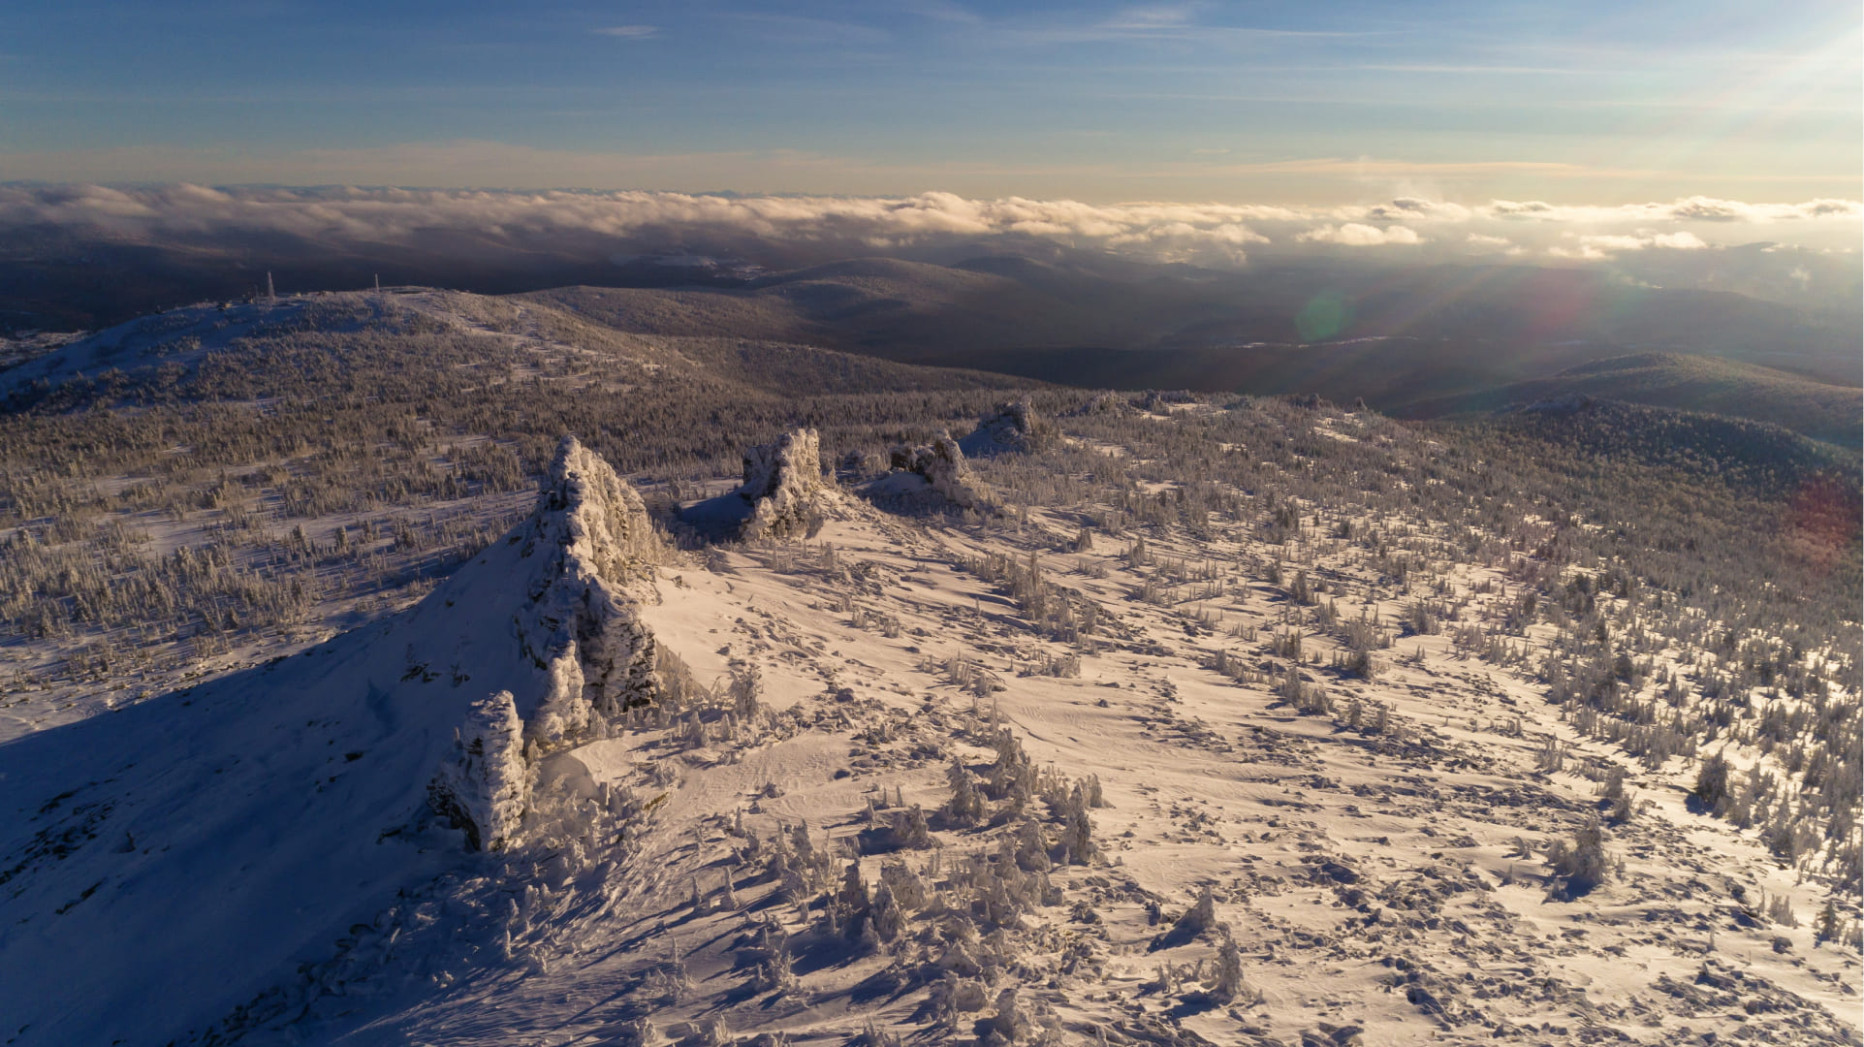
xmin=736 ymin=427 xmax=837 ymax=541
xmin=0 ymin=434 xmax=666 ymax=1044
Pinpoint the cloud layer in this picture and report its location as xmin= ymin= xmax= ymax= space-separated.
xmin=0 ymin=184 xmax=1856 ymax=269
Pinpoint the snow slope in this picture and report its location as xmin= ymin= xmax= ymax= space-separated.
xmin=0 ymin=428 xmax=1857 ymax=1047
xmin=0 ymin=437 xmax=664 ymax=1045
xmin=0 ymin=297 xmax=323 ymax=397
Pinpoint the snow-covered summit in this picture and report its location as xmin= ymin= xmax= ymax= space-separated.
xmin=0 ymin=296 xmax=321 ymax=398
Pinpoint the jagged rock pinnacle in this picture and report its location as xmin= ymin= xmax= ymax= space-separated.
xmin=738 ymin=428 xmax=835 ymax=541
xmin=431 ymin=436 xmax=665 ymax=850
xmin=428 ymin=690 xmax=530 ymax=852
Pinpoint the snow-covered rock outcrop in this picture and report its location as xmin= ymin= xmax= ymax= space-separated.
xmin=1071 ymin=391 xmax=1134 ymax=417
xmin=427 ymin=691 xmax=530 ymax=852
xmin=884 ymin=431 xmax=989 ymax=510
xmin=960 ymin=400 xmax=1049 ymax=457
xmin=429 ymin=435 xmax=665 ymax=849
xmin=737 ymin=428 xmax=835 ymax=541
xmin=511 ymin=435 xmax=664 ymax=749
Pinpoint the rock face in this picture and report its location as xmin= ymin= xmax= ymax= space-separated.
xmin=428 ymin=691 xmax=530 ymax=852
xmin=960 ymin=400 xmax=1048 ymax=457
xmin=737 ymin=428 xmax=833 ymax=541
xmin=0 ymin=435 xmax=680 ymax=1044
xmin=516 ymin=436 xmax=664 ymax=748
xmin=433 ymin=435 xmax=665 ymax=850
xmin=531 ymin=436 xmax=663 ymax=589
xmin=888 ymin=431 xmax=988 ymax=510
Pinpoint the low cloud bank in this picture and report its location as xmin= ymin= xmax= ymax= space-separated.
xmin=1299 ymin=223 xmax=1424 ymax=247
xmin=1555 ymin=231 xmax=1711 ymax=260
xmin=2 ymin=184 xmax=1856 ymax=268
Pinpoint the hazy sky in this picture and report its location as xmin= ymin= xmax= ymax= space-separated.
xmin=2 ymin=0 xmax=1859 ymax=205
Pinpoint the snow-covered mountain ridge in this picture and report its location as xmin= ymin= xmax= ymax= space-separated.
xmin=0 ymin=436 xmax=669 ymax=1044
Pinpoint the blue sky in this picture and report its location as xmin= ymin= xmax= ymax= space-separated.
xmin=2 ymin=1 xmax=1859 ymax=204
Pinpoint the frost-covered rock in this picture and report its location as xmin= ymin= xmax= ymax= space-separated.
xmin=513 ymin=435 xmax=665 ymax=749
xmin=975 ymin=987 xmax=1035 ymax=1045
xmin=737 ymin=428 xmax=834 ymax=541
xmin=1072 ymin=391 xmax=1134 ymax=416
xmin=1144 ymin=389 xmax=1198 ymax=410
xmin=885 ymin=431 xmax=988 ymax=510
xmin=1175 ymin=885 xmax=1218 ymax=935
xmin=428 ymin=690 xmax=530 ymax=851
xmin=959 ymin=400 xmax=1048 ymax=457
xmin=427 ymin=436 xmax=667 ymax=850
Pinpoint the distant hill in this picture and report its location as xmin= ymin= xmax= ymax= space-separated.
xmin=0 ymin=288 xmax=1026 ymax=407
xmin=530 ymin=256 xmax=1862 ymax=398
xmin=1404 ymin=353 xmax=1862 ymax=449
xmin=8 ymin=220 xmax=1858 ymax=397
xmin=1476 ymin=395 xmax=1858 ymax=495
xmin=21 ymin=267 xmax=1853 ymax=457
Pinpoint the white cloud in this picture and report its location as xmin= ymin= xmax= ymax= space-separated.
xmin=1298 ymin=223 xmax=1423 ymax=246
xmin=0 ymin=184 xmax=1283 ymax=265
xmin=1486 ymin=196 xmax=1862 ymax=224
xmin=1556 ymin=229 xmax=1711 ymax=259
xmin=1464 ymin=232 xmax=1521 ymax=254
xmin=593 ymin=25 xmax=658 ymax=39
xmin=1566 ymin=235 xmax=1647 ymax=258
xmin=1358 ymin=197 xmax=1473 ymax=223
xmin=0 ymin=183 xmax=1853 ymax=269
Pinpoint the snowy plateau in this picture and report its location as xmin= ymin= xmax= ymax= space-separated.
xmin=0 ymin=290 xmax=1857 ymax=1047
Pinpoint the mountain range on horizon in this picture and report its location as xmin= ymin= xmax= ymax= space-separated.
xmin=6 ymin=246 xmax=1858 ymax=454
